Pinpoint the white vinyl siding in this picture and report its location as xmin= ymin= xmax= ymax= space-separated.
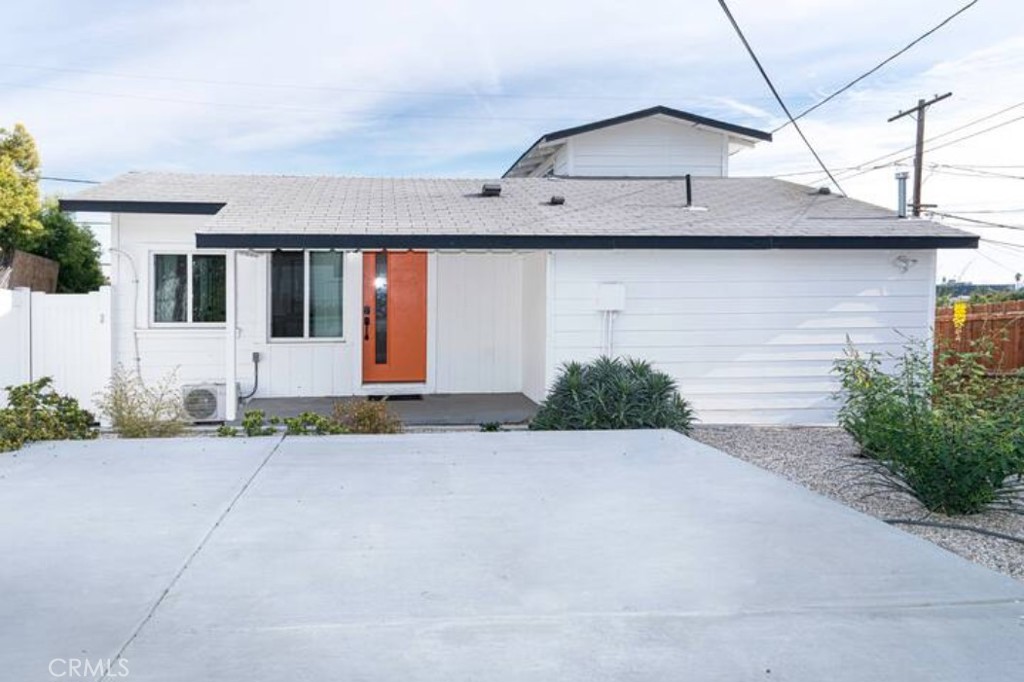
xmin=559 ymin=115 xmax=728 ymax=177
xmin=548 ymin=249 xmax=936 ymax=425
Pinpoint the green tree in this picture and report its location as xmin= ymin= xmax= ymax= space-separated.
xmin=22 ymin=201 xmax=105 ymax=293
xmin=0 ymin=123 xmax=42 ymax=250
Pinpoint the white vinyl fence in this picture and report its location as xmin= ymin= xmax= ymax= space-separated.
xmin=0 ymin=287 xmax=112 ymax=415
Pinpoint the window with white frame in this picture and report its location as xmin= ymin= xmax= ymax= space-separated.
xmin=270 ymin=250 xmax=344 ymax=339
xmin=152 ymin=253 xmax=226 ymax=324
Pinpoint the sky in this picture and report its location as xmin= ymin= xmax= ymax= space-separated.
xmin=2 ymin=0 xmax=1022 ymax=282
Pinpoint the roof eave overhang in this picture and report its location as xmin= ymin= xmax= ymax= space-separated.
xmin=195 ymin=233 xmax=979 ymax=251
xmin=541 ymin=107 xmax=773 ymax=144
xmin=59 ymin=199 xmax=226 ymax=215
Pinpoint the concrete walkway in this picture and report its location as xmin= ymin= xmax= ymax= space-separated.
xmin=1 ymin=431 xmax=1022 ymax=680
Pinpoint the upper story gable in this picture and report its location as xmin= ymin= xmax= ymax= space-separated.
xmin=503 ymin=105 xmax=771 ymax=179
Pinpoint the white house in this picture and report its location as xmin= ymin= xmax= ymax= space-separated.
xmin=60 ymin=106 xmax=976 ymax=425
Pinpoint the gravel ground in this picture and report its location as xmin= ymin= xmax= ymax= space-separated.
xmin=692 ymin=425 xmax=1024 ymax=582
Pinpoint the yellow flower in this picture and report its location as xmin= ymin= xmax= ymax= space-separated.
xmin=953 ymin=301 xmax=968 ymax=331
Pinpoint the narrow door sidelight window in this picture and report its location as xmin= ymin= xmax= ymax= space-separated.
xmin=374 ymin=252 xmax=388 ymax=363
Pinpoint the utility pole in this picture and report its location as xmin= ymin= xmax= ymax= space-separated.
xmin=888 ymin=92 xmax=951 ymax=217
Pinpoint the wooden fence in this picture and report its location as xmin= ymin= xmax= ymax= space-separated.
xmin=935 ymin=300 xmax=1024 ymax=373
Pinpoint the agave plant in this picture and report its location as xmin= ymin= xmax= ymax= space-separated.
xmin=530 ymin=356 xmax=695 ymax=433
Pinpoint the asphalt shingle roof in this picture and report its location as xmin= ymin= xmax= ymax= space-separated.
xmin=63 ymin=172 xmax=977 ymax=249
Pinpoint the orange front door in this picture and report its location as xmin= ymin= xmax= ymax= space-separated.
xmin=362 ymin=251 xmax=427 ymax=383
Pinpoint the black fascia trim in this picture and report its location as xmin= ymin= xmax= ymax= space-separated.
xmin=59 ymin=199 xmax=225 ymax=215
xmin=501 ymin=136 xmax=547 ymax=179
xmin=196 ymin=233 xmax=979 ymax=251
xmin=543 ymin=106 xmax=773 ymax=143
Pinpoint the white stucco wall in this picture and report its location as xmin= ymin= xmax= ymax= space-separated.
xmin=547 ymin=249 xmax=937 ymax=425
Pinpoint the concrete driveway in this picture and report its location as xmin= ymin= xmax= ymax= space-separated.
xmin=2 ymin=431 xmax=1022 ymax=681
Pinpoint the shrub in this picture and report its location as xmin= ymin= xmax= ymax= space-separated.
xmin=241 ymin=409 xmax=276 ymax=436
xmin=96 ymin=367 xmax=188 ymax=438
xmin=332 ymin=399 xmax=402 ymax=434
xmin=0 ymin=377 xmax=97 ymax=452
xmin=279 ymin=411 xmax=347 ymax=436
xmin=479 ymin=421 xmax=504 ymax=432
xmin=530 ymin=356 xmax=695 ymax=433
xmin=215 ymin=425 xmax=238 ymax=437
xmin=834 ymin=339 xmax=1024 ymax=515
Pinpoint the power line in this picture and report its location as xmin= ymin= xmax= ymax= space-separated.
xmin=40 ymin=175 xmax=100 ymax=184
xmin=0 ymin=61 xmax=704 ymax=103
xmin=837 ymin=100 xmax=1024 ymax=178
xmin=935 ymin=163 xmax=1024 ymax=169
xmin=973 ymin=246 xmax=1021 ymax=274
xmin=910 ymin=113 xmax=1024 ymax=158
xmin=931 ymin=164 xmax=1024 ymax=180
xmin=945 ymin=207 xmax=1024 ymax=214
xmin=981 ymin=237 xmax=1024 ymax=251
xmin=984 ymin=239 xmax=1024 ymax=259
xmin=774 ymin=0 xmax=979 ymax=133
xmin=929 ymin=167 xmax=1024 ymax=181
xmin=826 ymin=104 xmax=1024 ymax=184
xmin=770 ymin=166 xmax=865 ymax=178
xmin=0 ymin=80 xmax=589 ymax=122
xmin=777 ymin=99 xmax=1024 ymax=183
xmin=888 ymin=92 xmax=952 ymax=217
xmin=930 ymin=212 xmax=1024 ymax=231
xmin=869 ymin=114 xmax=1024 ymax=173
xmin=716 ymin=0 xmax=846 ymax=195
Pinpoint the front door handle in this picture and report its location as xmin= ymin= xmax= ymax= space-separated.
xmin=363 ymin=306 xmax=371 ymax=341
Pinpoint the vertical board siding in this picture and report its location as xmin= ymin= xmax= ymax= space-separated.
xmin=434 ymin=253 xmax=523 ymax=393
xmin=549 ymin=249 xmax=936 ymax=425
xmin=113 ymin=215 xmax=532 ymax=399
xmin=521 ymin=252 xmax=548 ymax=403
xmin=0 ymin=289 xmax=33 ymax=403
xmin=113 ymin=214 xmax=363 ymax=398
xmin=565 ymin=116 xmax=727 ymax=177
xmin=112 ymin=214 xmax=237 ymax=392
xmin=0 ymin=287 xmax=111 ymax=414
xmin=30 ymin=288 xmax=112 ymax=415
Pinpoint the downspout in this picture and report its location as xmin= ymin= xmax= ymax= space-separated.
xmin=108 ymin=247 xmax=142 ymax=376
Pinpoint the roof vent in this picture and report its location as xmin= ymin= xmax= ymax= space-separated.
xmin=549 ymin=195 xmax=565 ymax=206
xmin=481 ymin=183 xmax=502 ymax=197
xmin=816 ymin=186 xmax=831 ymax=195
